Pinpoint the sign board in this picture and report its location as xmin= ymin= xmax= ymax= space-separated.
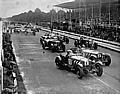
xmin=0 ymin=21 xmax=2 ymax=68
xmin=0 ymin=21 xmax=3 ymax=91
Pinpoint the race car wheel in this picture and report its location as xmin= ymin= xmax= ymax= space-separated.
xmin=65 ymin=37 xmax=69 ymax=44
xmin=42 ymin=42 xmax=46 ymax=49
xmin=105 ymin=55 xmax=111 ymax=66
xmin=51 ymin=47 xmax=56 ymax=52
xmin=33 ymin=32 xmax=36 ymax=36
xmin=42 ymin=45 xmax=45 ymax=49
xmin=48 ymin=42 xmax=52 ymax=48
xmin=76 ymin=66 xmax=84 ymax=79
xmin=55 ymin=57 xmax=62 ymax=69
xmin=93 ymin=43 xmax=98 ymax=50
xmin=40 ymin=38 xmax=43 ymax=44
xmin=95 ymin=63 xmax=103 ymax=77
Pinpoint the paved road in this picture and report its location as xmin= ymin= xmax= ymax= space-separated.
xmin=11 ymin=31 xmax=120 ymax=94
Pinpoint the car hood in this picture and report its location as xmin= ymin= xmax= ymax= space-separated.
xmin=46 ymin=39 xmax=60 ymax=43
xmin=70 ymin=55 xmax=86 ymax=61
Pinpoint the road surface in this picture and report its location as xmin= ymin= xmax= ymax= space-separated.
xmin=11 ymin=30 xmax=120 ymax=94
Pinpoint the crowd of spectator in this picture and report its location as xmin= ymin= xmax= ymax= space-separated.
xmin=1 ymin=30 xmax=26 ymax=94
xmin=76 ymin=23 xmax=120 ymax=43
xmin=51 ymin=14 xmax=120 ymax=43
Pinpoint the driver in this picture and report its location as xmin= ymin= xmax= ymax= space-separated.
xmin=66 ymin=50 xmax=75 ymax=58
xmin=89 ymin=55 xmax=97 ymax=63
xmin=89 ymin=39 xmax=94 ymax=49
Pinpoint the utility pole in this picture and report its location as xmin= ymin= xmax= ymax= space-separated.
xmin=85 ymin=0 xmax=87 ymax=24
xmin=79 ymin=0 xmax=80 ymax=24
xmin=99 ymin=0 xmax=101 ymax=24
xmin=92 ymin=4 xmax=94 ymax=20
xmin=109 ymin=0 xmax=111 ymax=25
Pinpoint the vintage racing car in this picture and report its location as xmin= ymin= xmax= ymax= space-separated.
xmin=55 ymin=47 xmax=103 ymax=79
xmin=14 ymin=26 xmax=36 ymax=35
xmin=14 ymin=28 xmax=21 ymax=33
xmin=40 ymin=33 xmax=69 ymax=52
xmin=82 ymin=49 xmax=111 ymax=66
xmin=74 ymin=36 xmax=98 ymax=50
xmin=24 ymin=27 xmax=36 ymax=36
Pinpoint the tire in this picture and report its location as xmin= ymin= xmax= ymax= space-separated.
xmin=40 ymin=38 xmax=43 ymax=44
xmin=51 ymin=47 xmax=56 ymax=52
xmin=62 ymin=44 xmax=65 ymax=52
xmin=95 ymin=63 xmax=103 ymax=77
xmin=42 ymin=45 xmax=45 ymax=49
xmin=42 ymin=42 xmax=46 ymax=49
xmin=33 ymin=32 xmax=36 ymax=36
xmin=94 ymin=42 xmax=98 ymax=50
xmin=105 ymin=55 xmax=111 ymax=66
xmin=76 ymin=66 xmax=84 ymax=79
xmin=55 ymin=57 xmax=62 ymax=69
xmin=65 ymin=37 xmax=69 ymax=44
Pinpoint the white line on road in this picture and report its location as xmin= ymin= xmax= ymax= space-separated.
xmin=93 ymin=76 xmax=120 ymax=94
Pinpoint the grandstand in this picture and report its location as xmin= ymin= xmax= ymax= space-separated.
xmin=52 ymin=0 xmax=120 ymax=43
xmin=54 ymin=0 xmax=119 ymax=25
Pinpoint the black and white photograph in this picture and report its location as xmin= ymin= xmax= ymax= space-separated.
xmin=0 ymin=0 xmax=120 ymax=94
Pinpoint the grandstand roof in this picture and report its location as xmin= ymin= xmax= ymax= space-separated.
xmin=54 ymin=0 xmax=118 ymax=9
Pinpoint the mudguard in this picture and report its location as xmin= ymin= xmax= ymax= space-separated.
xmin=56 ymin=56 xmax=62 ymax=61
xmin=104 ymin=54 xmax=111 ymax=66
xmin=96 ymin=60 xmax=103 ymax=65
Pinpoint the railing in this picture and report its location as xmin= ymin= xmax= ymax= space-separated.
xmin=41 ymin=27 xmax=120 ymax=52
xmin=54 ymin=29 xmax=120 ymax=47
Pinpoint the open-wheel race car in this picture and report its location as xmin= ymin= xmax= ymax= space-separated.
xmin=74 ymin=36 xmax=98 ymax=50
xmin=40 ymin=33 xmax=69 ymax=52
xmin=82 ymin=49 xmax=111 ymax=66
xmin=55 ymin=47 xmax=103 ymax=79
